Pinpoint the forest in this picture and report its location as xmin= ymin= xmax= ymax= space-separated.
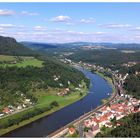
xmin=96 ymin=112 xmax=140 ymax=137
xmin=0 ymin=36 xmax=36 ymax=56
xmin=67 ymin=49 xmax=140 ymax=66
xmin=0 ymin=58 xmax=89 ymax=109
xmin=122 ymin=63 xmax=140 ymax=99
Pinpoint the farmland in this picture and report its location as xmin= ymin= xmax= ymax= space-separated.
xmin=0 ymin=55 xmax=43 ymax=68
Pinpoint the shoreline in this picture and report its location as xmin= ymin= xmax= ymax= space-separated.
xmin=48 ymin=71 xmax=117 ymax=138
xmin=94 ymin=71 xmax=116 ymax=103
xmin=0 ymin=85 xmax=89 ymax=137
xmin=1 ymin=68 xmax=115 ymax=137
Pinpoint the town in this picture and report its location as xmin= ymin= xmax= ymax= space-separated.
xmin=49 ymin=58 xmax=140 ymax=138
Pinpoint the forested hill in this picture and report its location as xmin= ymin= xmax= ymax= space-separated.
xmin=0 ymin=36 xmax=36 ymax=56
xmin=0 ymin=36 xmax=90 ymax=109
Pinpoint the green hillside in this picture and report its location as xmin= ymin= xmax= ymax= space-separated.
xmin=0 ymin=36 xmax=36 ymax=56
xmin=0 ymin=55 xmax=43 ymax=68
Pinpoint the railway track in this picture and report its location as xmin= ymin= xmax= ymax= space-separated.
xmin=48 ymin=78 xmax=119 ymax=138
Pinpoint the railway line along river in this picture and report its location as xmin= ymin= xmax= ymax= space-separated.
xmin=4 ymin=67 xmax=112 ymax=137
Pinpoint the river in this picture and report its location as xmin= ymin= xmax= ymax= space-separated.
xmin=3 ymin=67 xmax=112 ymax=137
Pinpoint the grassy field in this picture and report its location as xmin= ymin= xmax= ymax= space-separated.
xmin=0 ymin=55 xmax=43 ymax=68
xmin=0 ymin=82 xmax=88 ymax=136
xmin=0 ymin=55 xmax=17 ymax=62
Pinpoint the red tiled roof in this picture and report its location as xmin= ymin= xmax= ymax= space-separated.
xmin=116 ymin=108 xmax=124 ymax=113
xmin=110 ymin=104 xmax=122 ymax=109
xmin=105 ymin=112 xmax=112 ymax=118
xmin=92 ymin=117 xmax=99 ymax=124
xmin=105 ymin=122 xmax=112 ymax=126
xmin=98 ymin=115 xmax=108 ymax=123
xmin=69 ymin=127 xmax=75 ymax=133
xmin=2 ymin=107 xmax=10 ymax=113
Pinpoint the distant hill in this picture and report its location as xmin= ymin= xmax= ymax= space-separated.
xmin=22 ymin=41 xmax=140 ymax=51
xmin=21 ymin=42 xmax=59 ymax=51
xmin=0 ymin=36 xmax=36 ymax=56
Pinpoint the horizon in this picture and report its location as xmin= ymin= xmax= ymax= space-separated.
xmin=0 ymin=3 xmax=140 ymax=43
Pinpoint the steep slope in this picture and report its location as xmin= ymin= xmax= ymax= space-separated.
xmin=0 ymin=36 xmax=35 ymax=56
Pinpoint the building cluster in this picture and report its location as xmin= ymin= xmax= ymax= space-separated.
xmin=83 ymin=96 xmax=140 ymax=137
xmin=0 ymin=98 xmax=33 ymax=118
xmin=122 ymin=61 xmax=137 ymax=67
xmin=57 ymin=88 xmax=70 ymax=96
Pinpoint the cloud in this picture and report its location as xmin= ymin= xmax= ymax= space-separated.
xmin=80 ymin=18 xmax=96 ymax=24
xmin=134 ymin=35 xmax=140 ymax=38
xmin=34 ymin=26 xmax=47 ymax=31
xmin=21 ymin=11 xmax=39 ymax=16
xmin=129 ymin=27 xmax=140 ymax=31
xmin=99 ymin=23 xmax=131 ymax=29
xmin=0 ymin=24 xmax=16 ymax=28
xmin=51 ymin=15 xmax=71 ymax=22
xmin=0 ymin=9 xmax=15 ymax=16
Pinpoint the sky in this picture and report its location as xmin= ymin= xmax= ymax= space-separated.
xmin=0 ymin=3 xmax=140 ymax=43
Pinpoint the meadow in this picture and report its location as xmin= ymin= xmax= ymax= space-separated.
xmin=0 ymin=82 xmax=88 ymax=136
xmin=0 ymin=55 xmax=43 ymax=68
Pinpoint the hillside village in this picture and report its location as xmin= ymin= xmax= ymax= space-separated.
xmin=82 ymin=95 xmax=140 ymax=137
xmin=0 ymin=97 xmax=33 ymax=118
xmin=59 ymin=58 xmax=140 ymax=138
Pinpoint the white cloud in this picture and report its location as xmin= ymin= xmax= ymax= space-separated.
xmin=51 ymin=15 xmax=71 ymax=22
xmin=134 ymin=35 xmax=140 ymax=38
xmin=80 ymin=18 xmax=95 ymax=24
xmin=34 ymin=26 xmax=47 ymax=31
xmin=21 ymin=11 xmax=39 ymax=16
xmin=0 ymin=9 xmax=15 ymax=16
xmin=129 ymin=27 xmax=140 ymax=31
xmin=0 ymin=27 xmax=3 ymax=30
xmin=0 ymin=24 xmax=16 ymax=28
xmin=99 ymin=23 xmax=131 ymax=29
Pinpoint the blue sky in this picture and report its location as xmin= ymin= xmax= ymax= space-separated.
xmin=0 ymin=3 xmax=140 ymax=43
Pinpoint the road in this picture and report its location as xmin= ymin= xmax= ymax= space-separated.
xmin=48 ymin=77 xmax=119 ymax=138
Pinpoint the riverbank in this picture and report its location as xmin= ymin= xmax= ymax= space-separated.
xmin=49 ymin=79 xmax=117 ymax=138
xmin=48 ymin=69 xmax=117 ymax=138
xmin=2 ymin=67 xmax=113 ymax=137
xmin=0 ymin=83 xmax=89 ymax=136
xmin=93 ymin=71 xmax=116 ymax=104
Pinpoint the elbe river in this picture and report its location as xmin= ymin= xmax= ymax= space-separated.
xmin=4 ymin=67 xmax=112 ymax=137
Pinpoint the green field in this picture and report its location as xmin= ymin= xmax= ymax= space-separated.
xmin=0 ymin=55 xmax=43 ymax=68
xmin=0 ymin=55 xmax=17 ymax=62
xmin=0 ymin=82 xmax=88 ymax=136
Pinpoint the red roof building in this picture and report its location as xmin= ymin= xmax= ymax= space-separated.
xmin=2 ymin=107 xmax=10 ymax=114
xmin=69 ymin=127 xmax=76 ymax=135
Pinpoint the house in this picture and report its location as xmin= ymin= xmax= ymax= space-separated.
xmin=25 ymin=99 xmax=30 ymax=102
xmin=69 ymin=127 xmax=76 ymax=135
xmin=57 ymin=88 xmax=70 ymax=96
xmin=17 ymin=105 xmax=22 ymax=110
xmin=91 ymin=117 xmax=99 ymax=125
xmin=2 ymin=107 xmax=11 ymax=114
xmin=105 ymin=112 xmax=114 ymax=120
xmin=84 ymin=120 xmax=93 ymax=128
xmin=0 ymin=113 xmax=4 ymax=117
xmin=98 ymin=115 xmax=109 ymax=127
xmin=104 ymin=122 xmax=112 ymax=128
xmin=22 ymin=104 xmax=26 ymax=108
xmin=116 ymin=122 xmax=123 ymax=126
